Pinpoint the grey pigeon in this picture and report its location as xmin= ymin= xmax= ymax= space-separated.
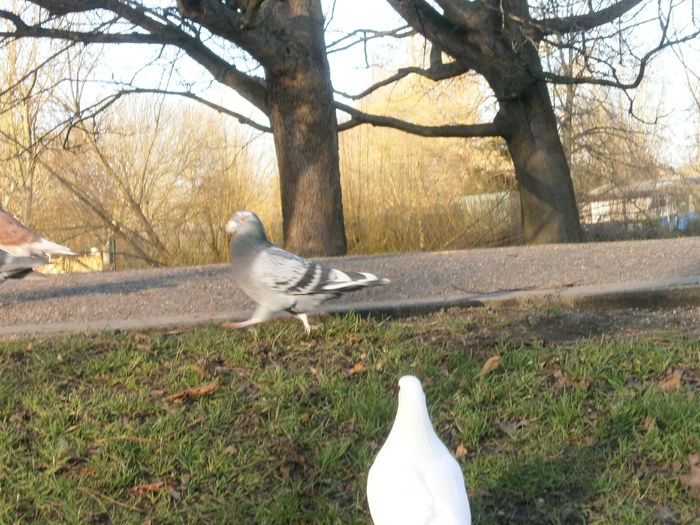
xmin=367 ymin=375 xmax=472 ymax=525
xmin=225 ymin=210 xmax=390 ymax=333
xmin=0 ymin=248 xmax=48 ymax=283
xmin=0 ymin=206 xmax=77 ymax=258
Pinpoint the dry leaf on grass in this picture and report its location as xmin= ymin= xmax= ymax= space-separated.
xmin=454 ymin=442 xmax=468 ymax=458
xmin=478 ymin=356 xmax=501 ymax=378
xmin=130 ymin=481 xmax=165 ymax=494
xmin=642 ymin=415 xmax=656 ymax=430
xmin=347 ymin=362 xmax=368 ymax=376
xmin=165 ymin=382 xmax=219 ymax=402
xmin=658 ymin=371 xmax=683 ymax=391
xmin=186 ymin=417 xmax=204 ymax=429
xmin=679 ymin=453 xmax=700 ymax=498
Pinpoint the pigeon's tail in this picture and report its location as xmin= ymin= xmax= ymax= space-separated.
xmin=323 ymin=271 xmax=390 ymax=292
xmin=28 ymin=238 xmax=78 ymax=257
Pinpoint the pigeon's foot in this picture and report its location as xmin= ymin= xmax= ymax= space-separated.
xmin=297 ymin=313 xmax=316 ymax=335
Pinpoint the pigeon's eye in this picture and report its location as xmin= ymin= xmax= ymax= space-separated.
xmin=239 ymin=216 xmax=247 ymax=222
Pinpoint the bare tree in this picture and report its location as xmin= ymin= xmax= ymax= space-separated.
xmin=1 ymin=0 xmax=346 ymax=256
xmin=338 ymin=0 xmax=699 ymax=244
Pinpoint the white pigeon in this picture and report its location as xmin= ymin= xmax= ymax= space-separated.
xmin=367 ymin=375 xmax=472 ymax=525
xmin=224 ymin=210 xmax=390 ymax=334
xmin=0 ymin=206 xmax=77 ymax=259
xmin=0 ymin=248 xmax=48 ymax=283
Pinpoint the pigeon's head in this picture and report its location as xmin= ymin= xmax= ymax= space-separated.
xmin=225 ymin=210 xmax=265 ymax=237
xmin=398 ymin=375 xmax=426 ymax=404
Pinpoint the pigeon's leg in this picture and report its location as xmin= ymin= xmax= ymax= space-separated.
xmin=296 ymin=313 xmax=314 ymax=335
xmin=223 ymin=318 xmax=263 ymax=330
xmin=223 ymin=306 xmax=269 ymax=330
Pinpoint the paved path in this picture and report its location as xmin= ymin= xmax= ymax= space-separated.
xmin=1 ymin=237 xmax=700 ymax=338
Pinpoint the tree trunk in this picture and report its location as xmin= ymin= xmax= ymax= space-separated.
xmin=496 ymin=80 xmax=583 ymax=244
xmin=265 ymin=3 xmax=346 ymax=257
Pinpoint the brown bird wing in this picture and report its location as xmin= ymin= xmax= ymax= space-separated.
xmin=0 ymin=207 xmax=41 ymax=248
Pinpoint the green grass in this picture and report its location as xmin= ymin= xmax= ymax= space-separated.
xmin=0 ymin=310 xmax=698 ymax=524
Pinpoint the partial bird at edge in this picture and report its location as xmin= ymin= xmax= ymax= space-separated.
xmin=0 ymin=206 xmax=77 ymax=259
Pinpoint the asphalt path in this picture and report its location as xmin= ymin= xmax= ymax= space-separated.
xmin=1 ymin=237 xmax=700 ymax=337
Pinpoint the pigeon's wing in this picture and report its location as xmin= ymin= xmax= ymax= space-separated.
xmin=251 ymin=246 xmax=336 ymax=296
xmin=367 ymin=461 xmax=437 ymax=525
xmin=426 ymin=452 xmax=472 ymax=524
xmin=252 ymin=245 xmax=386 ymax=297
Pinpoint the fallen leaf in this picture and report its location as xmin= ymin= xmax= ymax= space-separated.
xmin=672 ymin=460 xmax=683 ymax=474
xmin=165 ymin=382 xmax=219 ymax=402
xmin=478 ymin=356 xmax=501 ymax=378
xmin=130 ymin=481 xmax=165 ymax=494
xmin=552 ymin=369 xmax=573 ymax=391
xmin=186 ymin=417 xmax=203 ymax=429
xmin=659 ymin=371 xmax=682 ymax=391
xmin=164 ymin=327 xmax=195 ymax=335
xmin=643 ymin=415 xmax=656 ymax=430
xmin=679 ymin=453 xmax=700 ymax=498
xmin=454 ymin=442 xmax=468 ymax=458
xmin=348 ymin=362 xmax=368 ymax=376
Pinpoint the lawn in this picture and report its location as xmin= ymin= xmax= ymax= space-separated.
xmin=0 ymin=307 xmax=698 ymax=524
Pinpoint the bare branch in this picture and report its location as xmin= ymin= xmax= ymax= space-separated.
xmin=542 ymin=27 xmax=700 ymax=89
xmin=8 ymin=1 xmax=269 ymax=111
xmin=0 ymin=41 xmax=77 ymax=99
xmin=535 ymin=0 xmax=645 ymax=36
xmin=113 ymin=88 xmax=271 ymax=132
xmin=335 ymin=102 xmax=501 ymax=137
xmin=334 ymin=59 xmax=471 ymax=100
xmin=326 ymin=26 xmax=413 ymax=54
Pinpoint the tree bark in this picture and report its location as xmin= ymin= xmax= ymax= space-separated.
xmin=264 ymin=1 xmax=346 ymax=256
xmin=386 ymin=0 xmax=585 ymax=244
xmin=267 ymin=71 xmax=346 ymax=256
xmin=495 ymin=80 xmax=583 ymax=244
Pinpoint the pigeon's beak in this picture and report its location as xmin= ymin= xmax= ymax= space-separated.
xmin=225 ymin=219 xmax=237 ymax=235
